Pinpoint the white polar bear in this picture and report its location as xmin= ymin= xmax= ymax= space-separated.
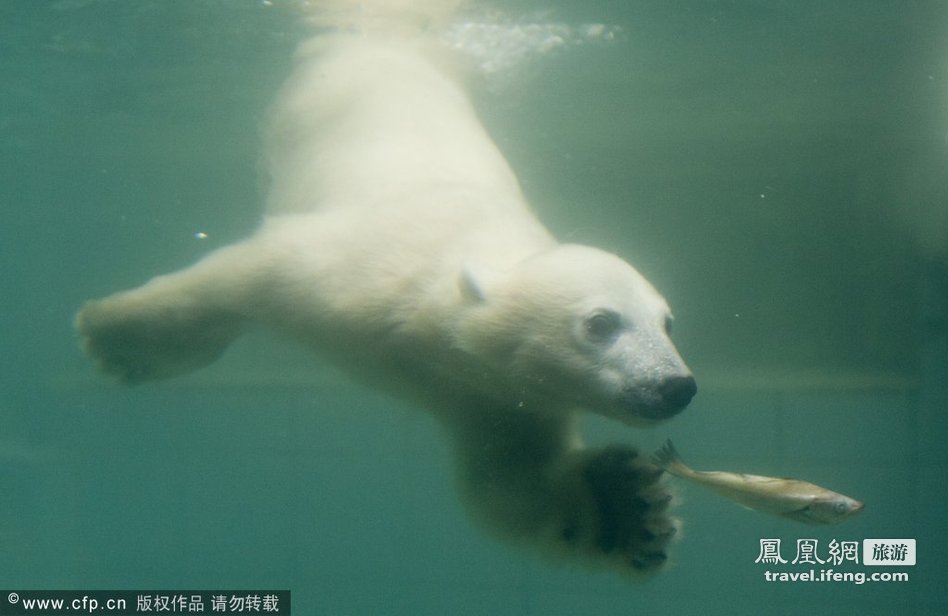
xmin=75 ymin=1 xmax=696 ymax=575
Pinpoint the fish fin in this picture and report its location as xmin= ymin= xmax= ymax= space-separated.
xmin=651 ymin=439 xmax=690 ymax=477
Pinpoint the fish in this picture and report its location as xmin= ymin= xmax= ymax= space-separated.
xmin=651 ymin=440 xmax=864 ymax=525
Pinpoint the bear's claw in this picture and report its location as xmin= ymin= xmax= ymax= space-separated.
xmin=581 ymin=445 xmax=678 ymax=572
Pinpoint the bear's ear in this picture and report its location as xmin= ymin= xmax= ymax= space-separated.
xmin=459 ymin=263 xmax=489 ymax=303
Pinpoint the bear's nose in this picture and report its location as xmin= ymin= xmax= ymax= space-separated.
xmin=658 ymin=375 xmax=697 ymax=411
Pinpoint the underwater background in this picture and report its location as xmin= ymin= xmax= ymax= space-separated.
xmin=1 ymin=0 xmax=946 ymax=614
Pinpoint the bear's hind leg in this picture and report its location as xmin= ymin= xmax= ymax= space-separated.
xmin=75 ymin=242 xmax=265 ymax=383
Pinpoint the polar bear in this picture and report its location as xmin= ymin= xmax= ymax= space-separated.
xmin=75 ymin=1 xmax=696 ymax=575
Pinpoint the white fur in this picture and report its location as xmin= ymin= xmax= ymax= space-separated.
xmin=76 ymin=1 xmax=694 ymax=575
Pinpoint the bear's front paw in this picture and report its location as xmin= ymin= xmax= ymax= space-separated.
xmin=580 ymin=445 xmax=678 ymax=572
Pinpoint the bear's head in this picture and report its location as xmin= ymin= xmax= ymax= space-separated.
xmin=456 ymin=244 xmax=695 ymax=424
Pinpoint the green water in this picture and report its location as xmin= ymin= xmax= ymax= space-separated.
xmin=1 ymin=1 xmax=946 ymax=614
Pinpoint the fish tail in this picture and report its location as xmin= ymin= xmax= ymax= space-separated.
xmin=651 ymin=439 xmax=691 ymax=478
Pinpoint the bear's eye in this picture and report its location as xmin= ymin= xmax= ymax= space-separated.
xmin=583 ymin=310 xmax=622 ymax=343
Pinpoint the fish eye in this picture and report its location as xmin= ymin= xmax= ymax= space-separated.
xmin=835 ymin=502 xmax=848 ymax=513
xmin=664 ymin=315 xmax=674 ymax=335
xmin=583 ymin=310 xmax=622 ymax=343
